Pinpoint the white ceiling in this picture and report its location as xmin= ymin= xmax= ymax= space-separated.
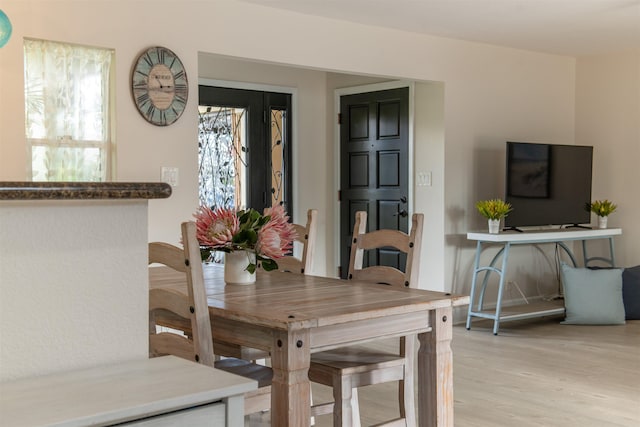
xmin=241 ymin=0 xmax=640 ymax=56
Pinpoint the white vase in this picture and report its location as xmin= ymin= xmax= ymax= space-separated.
xmin=224 ymin=250 xmax=256 ymax=285
xmin=597 ymin=216 xmax=608 ymax=229
xmin=488 ymin=219 xmax=500 ymax=234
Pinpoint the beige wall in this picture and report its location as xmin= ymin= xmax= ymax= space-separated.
xmin=1 ymin=1 xmax=636 ymax=309
xmin=576 ymin=52 xmax=640 ymax=267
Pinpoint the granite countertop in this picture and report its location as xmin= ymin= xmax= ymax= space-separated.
xmin=0 ymin=182 xmax=172 ymax=200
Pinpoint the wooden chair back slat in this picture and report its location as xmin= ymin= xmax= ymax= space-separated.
xmin=148 ymin=242 xmax=188 ymax=272
xmin=149 ymin=289 xmax=192 ymax=319
xmin=350 ymin=265 xmax=405 ymax=287
xmin=348 ymin=211 xmax=424 ymax=288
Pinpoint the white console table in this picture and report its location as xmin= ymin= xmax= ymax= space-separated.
xmin=465 ymin=228 xmax=622 ymax=335
xmin=0 ymin=356 xmax=257 ymax=427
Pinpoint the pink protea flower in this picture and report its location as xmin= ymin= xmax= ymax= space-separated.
xmin=193 ymin=206 xmax=239 ymax=248
xmin=257 ymin=205 xmax=297 ymax=259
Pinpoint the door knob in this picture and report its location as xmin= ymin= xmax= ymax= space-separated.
xmin=394 ymin=209 xmax=408 ymax=218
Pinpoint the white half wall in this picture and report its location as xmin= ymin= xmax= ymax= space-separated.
xmin=0 ymin=201 xmax=149 ymax=381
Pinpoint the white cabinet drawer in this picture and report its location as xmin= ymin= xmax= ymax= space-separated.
xmin=122 ymin=402 xmax=225 ymax=426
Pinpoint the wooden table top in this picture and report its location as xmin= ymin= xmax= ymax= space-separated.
xmin=149 ymin=264 xmax=469 ymax=332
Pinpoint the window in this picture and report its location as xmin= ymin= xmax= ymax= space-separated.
xmin=198 ymin=105 xmax=248 ymax=210
xmin=24 ymin=39 xmax=115 ymax=181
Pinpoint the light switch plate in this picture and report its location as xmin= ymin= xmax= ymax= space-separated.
xmin=417 ymin=171 xmax=432 ymax=187
xmin=161 ymin=167 xmax=179 ymax=187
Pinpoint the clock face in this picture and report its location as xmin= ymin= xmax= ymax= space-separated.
xmin=131 ymin=46 xmax=188 ymax=126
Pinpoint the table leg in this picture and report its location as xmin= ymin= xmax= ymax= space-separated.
xmin=582 ymin=237 xmax=617 ymax=267
xmin=466 ymin=241 xmax=483 ymax=330
xmin=270 ymin=328 xmax=311 ymax=426
xmin=492 ymin=242 xmax=511 ymax=335
xmin=418 ymin=306 xmax=454 ymax=427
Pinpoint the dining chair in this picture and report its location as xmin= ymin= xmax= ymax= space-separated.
xmin=148 ymin=221 xmax=272 ymax=415
xmin=308 ymin=210 xmax=424 ymax=426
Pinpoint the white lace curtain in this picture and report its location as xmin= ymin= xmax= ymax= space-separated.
xmin=24 ymin=39 xmax=114 ymax=181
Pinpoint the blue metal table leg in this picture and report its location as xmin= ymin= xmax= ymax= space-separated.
xmin=477 ymin=246 xmax=506 ymax=311
xmin=492 ymin=243 xmax=511 ymax=335
xmin=466 ymin=241 xmax=483 ymax=330
xmin=582 ymin=237 xmax=616 ymax=267
xmin=609 ymin=237 xmax=616 ymax=266
xmin=557 ymin=242 xmax=578 ymax=267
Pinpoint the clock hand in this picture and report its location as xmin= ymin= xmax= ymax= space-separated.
xmin=155 ymin=75 xmax=164 ymax=89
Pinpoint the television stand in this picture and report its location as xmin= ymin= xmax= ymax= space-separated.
xmin=465 ymin=228 xmax=622 ymax=335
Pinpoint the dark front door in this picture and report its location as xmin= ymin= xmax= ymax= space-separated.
xmin=339 ymin=87 xmax=410 ymax=278
xmin=198 ymin=86 xmax=292 ymax=216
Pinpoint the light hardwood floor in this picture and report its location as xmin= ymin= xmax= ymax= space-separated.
xmin=247 ymin=317 xmax=640 ymax=426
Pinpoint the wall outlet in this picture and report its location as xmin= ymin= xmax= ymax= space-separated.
xmin=161 ymin=167 xmax=179 ymax=187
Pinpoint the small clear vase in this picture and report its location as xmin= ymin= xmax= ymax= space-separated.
xmin=224 ymin=250 xmax=256 ymax=285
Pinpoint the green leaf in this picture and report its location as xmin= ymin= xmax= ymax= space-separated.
xmin=249 ymin=209 xmax=261 ymax=222
xmin=200 ymin=248 xmax=212 ymax=261
xmin=257 ymin=215 xmax=270 ymax=227
xmin=261 ymin=258 xmax=278 ymax=272
xmin=238 ymin=209 xmax=251 ymax=224
xmin=475 ymin=199 xmax=512 ymax=220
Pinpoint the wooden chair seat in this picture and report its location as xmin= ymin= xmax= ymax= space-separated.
xmin=215 ymin=358 xmax=273 ymax=388
xmin=214 ymin=341 xmax=271 ymax=362
xmin=309 ymin=346 xmax=405 ymax=374
xmin=215 ymin=359 xmax=273 ymax=416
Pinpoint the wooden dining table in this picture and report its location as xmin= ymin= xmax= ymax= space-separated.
xmin=149 ymin=264 xmax=469 ymax=427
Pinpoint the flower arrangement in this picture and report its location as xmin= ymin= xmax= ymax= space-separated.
xmin=193 ymin=205 xmax=298 ymax=273
xmin=475 ymin=199 xmax=513 ymax=220
xmin=586 ymin=199 xmax=617 ymax=217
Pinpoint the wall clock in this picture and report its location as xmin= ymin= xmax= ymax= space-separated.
xmin=131 ymin=46 xmax=188 ymax=126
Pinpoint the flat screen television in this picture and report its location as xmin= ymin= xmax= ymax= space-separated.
xmin=504 ymin=142 xmax=593 ymax=229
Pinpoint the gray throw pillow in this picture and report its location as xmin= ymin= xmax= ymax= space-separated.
xmin=561 ymin=263 xmax=625 ymax=325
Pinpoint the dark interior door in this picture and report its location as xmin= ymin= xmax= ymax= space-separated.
xmin=339 ymin=87 xmax=410 ymax=278
xmin=199 ymin=86 xmax=292 ymax=216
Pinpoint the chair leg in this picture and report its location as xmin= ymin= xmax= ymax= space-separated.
xmin=310 ymin=387 xmax=315 ymax=426
xmin=333 ymin=375 xmax=354 ymax=427
xmin=400 ymin=368 xmax=416 ymax=426
xmin=350 ymin=388 xmax=361 ymax=427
